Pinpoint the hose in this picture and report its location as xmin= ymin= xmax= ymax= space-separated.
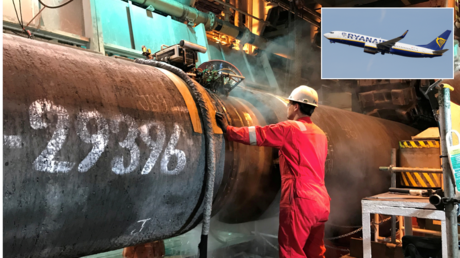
xmin=325 ymin=216 xmax=393 ymax=240
xmin=134 ymin=59 xmax=216 ymax=258
xmin=38 ymin=0 xmax=74 ymax=9
xmin=325 ymin=227 xmax=363 ymax=240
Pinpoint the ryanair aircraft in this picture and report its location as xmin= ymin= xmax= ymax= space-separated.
xmin=323 ymin=30 xmax=451 ymax=58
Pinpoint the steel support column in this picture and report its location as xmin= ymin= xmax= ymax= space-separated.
xmin=82 ymin=0 xmax=105 ymax=54
xmin=439 ymin=85 xmax=459 ymax=258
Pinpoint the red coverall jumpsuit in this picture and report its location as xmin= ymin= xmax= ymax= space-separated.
xmin=226 ymin=116 xmax=330 ymax=258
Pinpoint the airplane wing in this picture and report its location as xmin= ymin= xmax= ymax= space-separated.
xmin=377 ymin=30 xmax=408 ymax=51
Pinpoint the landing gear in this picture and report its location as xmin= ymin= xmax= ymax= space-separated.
xmin=381 ymin=52 xmax=385 ymax=55
xmin=330 ymin=40 xmax=334 ymax=43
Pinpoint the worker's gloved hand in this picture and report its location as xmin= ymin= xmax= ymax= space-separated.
xmin=215 ymin=112 xmax=228 ymax=133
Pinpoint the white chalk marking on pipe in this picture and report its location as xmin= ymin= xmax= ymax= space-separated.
xmin=110 ymin=114 xmax=140 ymax=175
xmin=3 ymin=135 xmax=22 ymax=148
xmin=171 ymin=106 xmax=189 ymax=112
xmin=29 ymin=99 xmax=75 ymax=173
xmin=130 ymin=218 xmax=151 ymax=235
xmin=24 ymin=99 xmax=189 ymax=176
xmin=161 ymin=123 xmax=187 ymax=175
xmin=139 ymin=122 xmax=166 ymax=175
xmin=77 ymin=110 xmax=109 ymax=173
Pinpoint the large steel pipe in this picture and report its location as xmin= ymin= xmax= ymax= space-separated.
xmin=3 ymin=34 xmax=418 ymax=258
xmin=228 ymin=88 xmax=419 ymax=230
xmin=3 ymin=34 xmax=275 ymax=258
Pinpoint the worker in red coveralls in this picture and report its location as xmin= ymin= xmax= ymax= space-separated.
xmin=216 ymin=85 xmax=330 ymax=258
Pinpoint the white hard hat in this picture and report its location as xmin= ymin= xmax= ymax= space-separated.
xmin=287 ymin=85 xmax=318 ymax=107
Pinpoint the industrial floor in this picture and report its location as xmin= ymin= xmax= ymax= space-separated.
xmin=81 ymin=226 xmax=275 ymax=258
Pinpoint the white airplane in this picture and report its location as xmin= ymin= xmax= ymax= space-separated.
xmin=323 ymin=30 xmax=451 ymax=58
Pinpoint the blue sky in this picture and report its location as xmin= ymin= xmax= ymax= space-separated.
xmin=321 ymin=8 xmax=454 ymax=79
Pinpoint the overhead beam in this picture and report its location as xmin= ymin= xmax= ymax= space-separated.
xmin=334 ymin=0 xmax=378 ymax=7
xmin=312 ymin=0 xmax=333 ymax=8
xmin=3 ymin=19 xmax=90 ymax=46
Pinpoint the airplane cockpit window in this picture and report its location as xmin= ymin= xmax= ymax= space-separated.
xmin=330 ymin=32 xmax=334 ymax=34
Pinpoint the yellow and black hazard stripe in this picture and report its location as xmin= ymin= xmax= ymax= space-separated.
xmin=399 ymin=140 xmax=441 ymax=188
xmin=400 ymin=171 xmax=442 ymax=188
xmin=399 ymin=140 xmax=440 ymax=149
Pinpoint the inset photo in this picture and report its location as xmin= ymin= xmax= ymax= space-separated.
xmin=321 ymin=8 xmax=454 ymax=79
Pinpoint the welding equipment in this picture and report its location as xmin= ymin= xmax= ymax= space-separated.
xmin=150 ymin=40 xmax=207 ymax=72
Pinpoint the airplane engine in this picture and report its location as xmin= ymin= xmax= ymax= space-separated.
xmin=364 ymin=42 xmax=378 ymax=54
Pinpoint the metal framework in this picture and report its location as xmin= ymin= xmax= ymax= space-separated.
xmin=362 ymin=193 xmax=448 ymax=258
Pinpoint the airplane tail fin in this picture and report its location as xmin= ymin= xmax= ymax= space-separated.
xmin=433 ymin=49 xmax=449 ymax=55
xmin=417 ymin=30 xmax=451 ymax=50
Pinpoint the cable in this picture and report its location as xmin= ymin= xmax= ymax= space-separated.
xmin=325 ymin=216 xmax=393 ymax=241
xmin=326 ymin=227 xmax=363 ymax=240
xmin=12 ymin=0 xmax=24 ymax=29
xmin=134 ymin=60 xmax=216 ymax=258
xmin=19 ymin=0 xmax=24 ymax=29
xmin=38 ymin=0 xmax=74 ymax=9
xmin=11 ymin=0 xmax=33 ymax=38
xmin=26 ymin=7 xmax=46 ymax=28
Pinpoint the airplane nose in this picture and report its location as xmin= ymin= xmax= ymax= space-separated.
xmin=324 ymin=33 xmax=330 ymax=38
